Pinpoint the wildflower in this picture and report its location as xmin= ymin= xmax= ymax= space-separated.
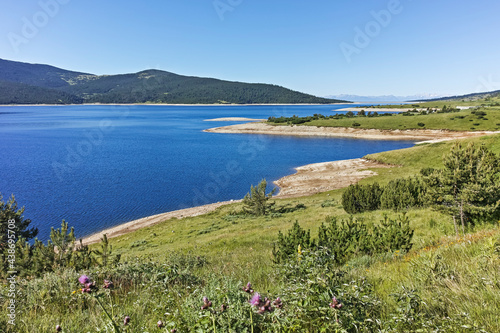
xmin=78 ymin=275 xmax=90 ymax=284
xmin=78 ymin=275 xmax=97 ymax=293
xmin=55 ymin=325 xmax=62 ymax=332
xmin=171 ymin=329 xmax=177 ymax=333
xmin=272 ymin=297 xmax=283 ymax=309
xmin=201 ymin=296 xmax=212 ymax=310
xmin=81 ymin=281 xmax=97 ymax=294
xmin=261 ymin=297 xmax=273 ymax=313
xmin=157 ymin=320 xmax=164 ymax=328
xmin=251 ymin=294 xmax=273 ymax=314
xmin=220 ymin=304 xmax=227 ymax=312
xmin=103 ymin=279 xmax=114 ymax=289
xmin=250 ymin=293 xmax=261 ymax=306
xmin=329 ymin=296 xmax=342 ymax=309
xmin=123 ymin=316 xmax=131 ymax=325
xmin=243 ymin=282 xmax=254 ymax=293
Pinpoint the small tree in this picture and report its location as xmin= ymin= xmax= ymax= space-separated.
xmin=242 ymin=179 xmax=276 ymax=216
xmin=94 ymin=234 xmax=120 ymax=267
xmin=272 ymin=221 xmax=313 ymax=263
xmin=0 ymin=194 xmax=38 ymax=251
xmin=423 ymin=142 xmax=500 ymax=235
xmin=49 ymin=220 xmax=76 ymax=267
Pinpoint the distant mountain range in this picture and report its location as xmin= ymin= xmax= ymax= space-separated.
xmin=325 ymin=94 xmax=446 ymax=102
xmin=0 ymin=59 xmax=346 ymax=105
xmin=413 ymin=90 xmax=500 ymax=102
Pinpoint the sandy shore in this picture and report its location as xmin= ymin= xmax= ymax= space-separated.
xmin=204 ymin=117 xmax=266 ymax=122
xmin=81 ymin=200 xmax=240 ymax=245
xmin=337 ymin=107 xmax=419 ymax=112
xmin=274 ymin=158 xmax=392 ymax=198
xmin=204 ymin=122 xmax=499 ymax=142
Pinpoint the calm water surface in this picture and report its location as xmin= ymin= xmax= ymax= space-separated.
xmin=0 ymin=105 xmax=415 ymax=240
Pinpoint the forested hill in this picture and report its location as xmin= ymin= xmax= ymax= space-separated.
xmin=0 ymin=59 xmax=347 ymax=105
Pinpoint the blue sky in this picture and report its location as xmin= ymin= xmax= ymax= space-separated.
xmin=1 ymin=0 xmax=499 ymax=97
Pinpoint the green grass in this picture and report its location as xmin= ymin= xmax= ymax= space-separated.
xmin=297 ymin=107 xmax=500 ymax=131
xmin=269 ymin=96 xmax=500 ymax=131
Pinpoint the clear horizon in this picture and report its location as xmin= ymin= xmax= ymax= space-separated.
xmin=1 ymin=0 xmax=499 ymax=97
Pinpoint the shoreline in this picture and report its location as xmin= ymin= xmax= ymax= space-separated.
xmin=204 ymin=121 xmax=499 ymax=142
xmin=336 ymin=107 xmax=419 ymax=112
xmin=204 ymin=117 xmax=266 ymax=122
xmin=81 ymin=200 xmax=241 ymax=245
xmin=80 ymin=123 xmax=499 ymax=246
xmin=80 ymin=157 xmax=392 ymax=245
xmin=0 ymin=102 xmax=351 ymax=107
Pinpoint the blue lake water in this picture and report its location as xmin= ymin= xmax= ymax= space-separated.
xmin=0 ymin=104 xmax=415 ymax=240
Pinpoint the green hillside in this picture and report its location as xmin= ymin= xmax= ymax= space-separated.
xmin=0 ymin=80 xmax=83 ymax=104
xmin=0 ymin=59 xmax=346 ymax=105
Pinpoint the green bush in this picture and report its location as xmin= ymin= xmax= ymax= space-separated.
xmin=341 ymin=183 xmax=382 ymax=214
xmin=272 ymin=221 xmax=313 ymax=264
xmin=380 ymin=177 xmax=427 ymax=211
xmin=274 ymin=215 xmax=414 ymax=265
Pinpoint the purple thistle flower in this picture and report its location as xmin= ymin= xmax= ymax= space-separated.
xmin=157 ymin=320 xmax=164 ymax=328
xmin=201 ymin=296 xmax=212 ymax=310
xmin=273 ymin=297 xmax=283 ymax=309
xmin=78 ymin=275 xmax=90 ymax=284
xmin=250 ymin=293 xmax=261 ymax=306
xmin=243 ymin=282 xmax=254 ymax=293
xmin=103 ymin=279 xmax=114 ymax=289
xmin=329 ymin=296 xmax=342 ymax=309
xmin=123 ymin=316 xmax=131 ymax=325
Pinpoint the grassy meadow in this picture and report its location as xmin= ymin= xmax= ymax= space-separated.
xmin=269 ymin=97 xmax=500 ymax=131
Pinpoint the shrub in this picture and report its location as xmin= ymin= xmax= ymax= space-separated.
xmin=317 ymin=214 xmax=414 ymax=264
xmin=242 ymin=179 xmax=276 ymax=216
xmin=272 ymin=221 xmax=313 ymax=263
xmin=274 ymin=215 xmax=414 ymax=265
xmin=380 ymin=177 xmax=427 ymax=211
xmin=341 ymin=183 xmax=382 ymax=214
